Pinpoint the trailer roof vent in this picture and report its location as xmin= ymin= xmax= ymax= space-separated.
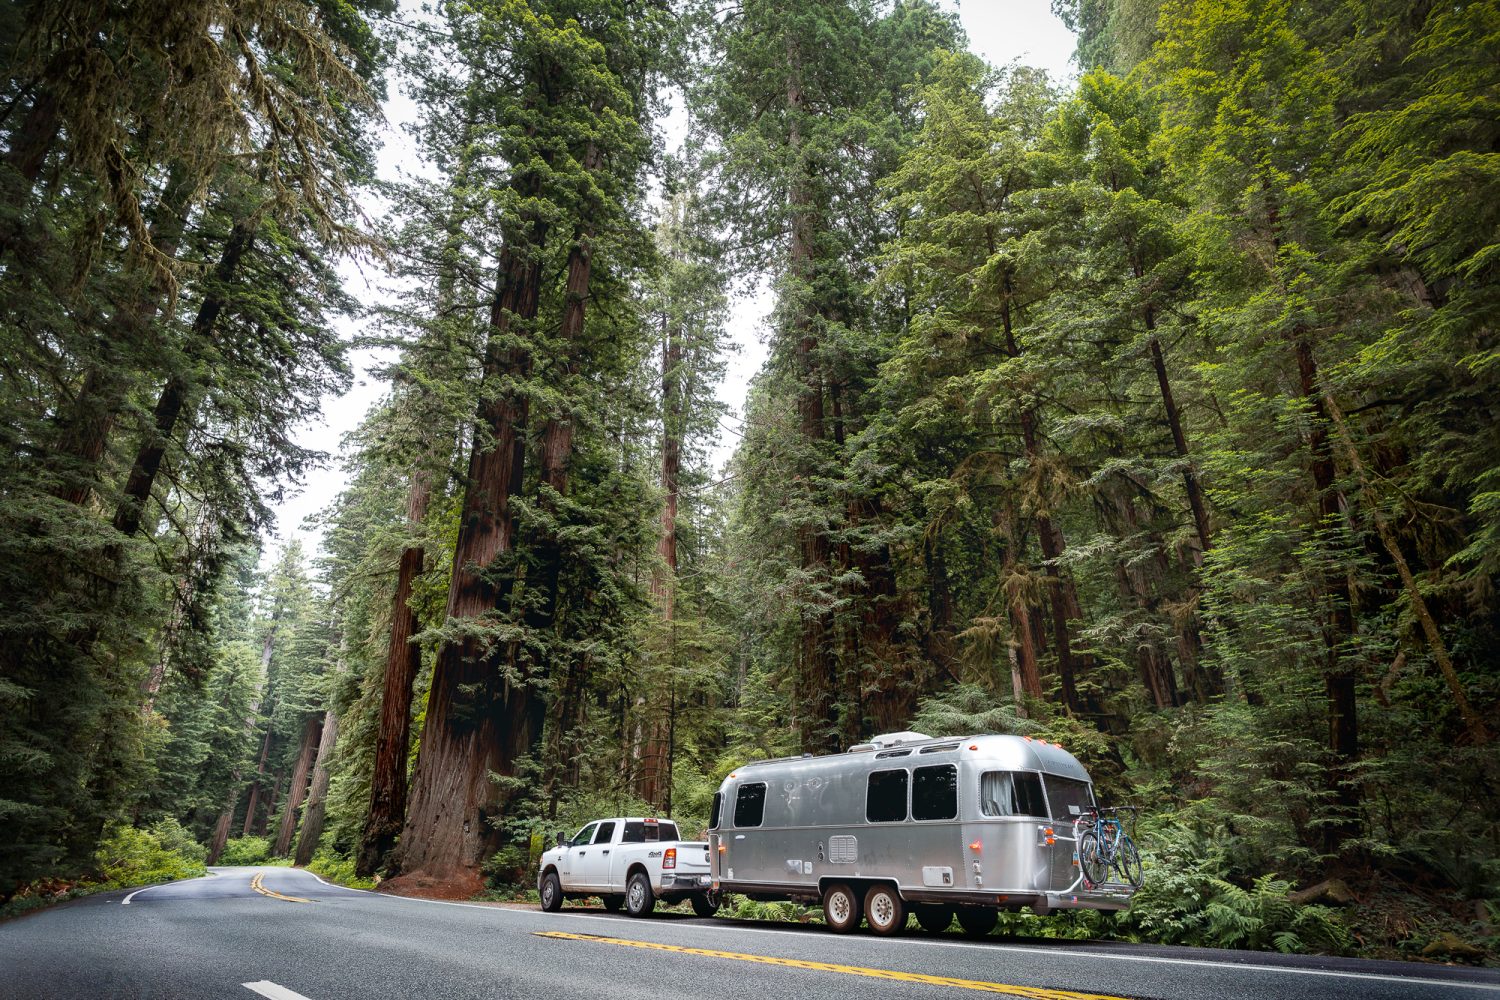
xmin=869 ymin=731 xmax=932 ymax=749
xmin=847 ymin=743 xmax=876 ymax=753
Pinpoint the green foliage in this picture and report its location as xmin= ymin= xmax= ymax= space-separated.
xmin=218 ymin=837 xmax=272 ymax=866
xmin=305 ymin=850 xmax=376 ymax=891
xmin=92 ymin=823 xmax=207 ymax=890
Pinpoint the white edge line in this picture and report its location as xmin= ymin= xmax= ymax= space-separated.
xmin=302 ymin=871 xmax=369 ymax=893
xmin=279 ymin=869 xmax=1500 ymax=994
xmin=242 ymin=981 xmax=314 ymax=1000
xmin=120 ymin=870 xmax=216 ymax=905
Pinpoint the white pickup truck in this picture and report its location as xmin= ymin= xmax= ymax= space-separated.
xmin=537 ymin=816 xmax=717 ymax=918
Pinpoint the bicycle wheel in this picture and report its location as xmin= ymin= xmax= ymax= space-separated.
xmin=1078 ymin=830 xmax=1108 ymax=888
xmin=1114 ymin=835 xmax=1143 ymax=888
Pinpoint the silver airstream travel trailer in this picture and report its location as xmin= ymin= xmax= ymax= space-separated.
xmin=707 ymin=732 xmax=1137 ymax=935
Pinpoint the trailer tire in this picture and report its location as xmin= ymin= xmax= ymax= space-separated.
xmin=602 ymin=894 xmax=623 ymax=912
xmin=822 ymin=882 xmax=861 ymax=933
xmin=912 ymin=904 xmax=953 ymax=934
xmin=864 ymin=884 xmax=906 ymax=936
xmin=540 ymin=872 xmax=563 ymax=913
xmin=625 ymin=871 xmax=656 ymax=917
xmin=956 ymin=906 xmax=997 ymax=937
xmin=690 ymin=893 xmax=719 ymax=918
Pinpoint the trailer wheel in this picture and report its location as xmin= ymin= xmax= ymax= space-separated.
xmin=540 ymin=872 xmax=563 ymax=913
xmin=912 ymin=904 xmax=953 ymax=934
xmin=625 ymin=871 xmax=656 ymax=917
xmin=602 ymin=894 xmax=623 ymax=912
xmin=864 ymin=884 xmax=906 ymax=936
xmin=690 ymin=893 xmax=719 ymax=918
xmin=956 ymin=906 xmax=997 ymax=937
xmin=822 ymin=882 xmax=861 ymax=933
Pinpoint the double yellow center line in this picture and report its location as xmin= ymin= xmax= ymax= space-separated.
xmin=533 ymin=931 xmax=1128 ymax=999
xmin=250 ymin=871 xmax=312 ymax=904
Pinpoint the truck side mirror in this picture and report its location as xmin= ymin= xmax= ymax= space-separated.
xmin=555 ymin=831 xmax=566 ymax=847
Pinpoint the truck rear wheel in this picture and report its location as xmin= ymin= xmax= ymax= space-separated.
xmin=540 ymin=872 xmax=562 ymax=913
xmin=822 ymin=882 xmax=861 ymax=933
xmin=864 ymin=884 xmax=906 ymax=935
xmin=625 ymin=871 xmax=656 ymax=917
xmin=956 ymin=906 xmax=997 ymax=937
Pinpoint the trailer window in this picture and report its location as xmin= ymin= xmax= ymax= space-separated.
xmin=709 ymin=793 xmax=723 ymax=830
xmin=1043 ymin=775 xmax=1095 ymax=821
xmin=866 ymin=769 xmax=908 ymax=823
xmin=593 ymin=821 xmax=616 ymax=844
xmin=979 ymin=771 xmax=1047 ymax=817
xmin=912 ymin=764 xmax=958 ymax=821
xmin=734 ymin=783 xmax=766 ymax=827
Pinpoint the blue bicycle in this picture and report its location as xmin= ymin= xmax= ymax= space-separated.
xmin=1078 ymin=806 xmax=1142 ymax=889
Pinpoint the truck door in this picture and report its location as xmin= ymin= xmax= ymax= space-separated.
xmin=577 ymin=820 xmax=617 ymax=890
xmin=561 ymin=822 xmax=597 ymax=889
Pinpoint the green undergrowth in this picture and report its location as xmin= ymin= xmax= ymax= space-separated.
xmin=216 ymin=836 xmax=291 ymax=866
xmin=1 ymin=820 xmax=208 ymax=922
xmin=304 ymin=851 xmax=377 ymax=890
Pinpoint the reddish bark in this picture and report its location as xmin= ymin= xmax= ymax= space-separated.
xmin=273 ymin=715 xmax=321 ymax=857
xmin=393 ymin=228 xmax=547 ymax=890
xmin=355 ymin=467 xmax=432 ymax=877
xmin=294 ymin=708 xmax=339 ymax=866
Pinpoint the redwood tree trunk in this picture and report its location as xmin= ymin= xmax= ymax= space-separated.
xmin=394 ymin=228 xmax=546 ymax=889
xmin=1295 ymin=333 xmax=1360 ymax=855
xmin=113 ymin=217 xmax=255 ymax=537
xmin=355 ymin=467 xmax=432 ymax=877
xmin=294 ymin=708 xmax=339 ymax=866
xmin=786 ymin=36 xmax=836 ymax=754
xmin=273 ymin=715 xmax=321 ymax=857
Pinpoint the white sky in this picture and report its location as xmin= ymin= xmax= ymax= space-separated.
xmin=264 ymin=1 xmax=1076 ymax=564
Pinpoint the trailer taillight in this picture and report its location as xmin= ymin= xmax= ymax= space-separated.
xmin=664 ymin=848 xmax=677 ymax=870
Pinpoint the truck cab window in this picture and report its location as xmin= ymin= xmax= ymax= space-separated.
xmin=709 ymin=792 xmax=723 ymax=830
xmin=1043 ymin=775 xmax=1094 ymax=821
xmin=593 ymin=821 xmax=616 ymax=844
xmin=979 ymin=771 xmax=1047 ymax=817
xmin=912 ymin=764 xmax=957 ymax=820
xmin=734 ymin=783 xmax=766 ymax=827
xmin=866 ymin=769 xmax=908 ymax=823
xmin=570 ymin=822 xmax=598 ymax=846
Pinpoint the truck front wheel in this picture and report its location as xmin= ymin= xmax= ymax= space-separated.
xmin=540 ymin=872 xmax=563 ymax=913
xmin=822 ymin=882 xmax=861 ymax=933
xmin=626 ymin=871 xmax=656 ymax=917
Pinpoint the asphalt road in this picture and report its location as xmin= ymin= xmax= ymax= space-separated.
xmin=1 ymin=867 xmax=1494 ymax=999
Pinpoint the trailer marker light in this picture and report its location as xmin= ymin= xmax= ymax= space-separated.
xmin=664 ymin=848 xmax=676 ymax=869
xmin=969 ymin=840 xmax=982 ymax=852
xmin=968 ymin=744 xmax=978 ymax=751
xmin=717 ymin=845 xmax=726 ymax=853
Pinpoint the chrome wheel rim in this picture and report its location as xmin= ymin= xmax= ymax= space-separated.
xmin=871 ymin=893 xmax=893 ymax=928
xmin=629 ymin=881 xmax=644 ymax=909
xmin=542 ymin=881 xmax=554 ymax=906
xmin=828 ymin=891 xmax=851 ymax=924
